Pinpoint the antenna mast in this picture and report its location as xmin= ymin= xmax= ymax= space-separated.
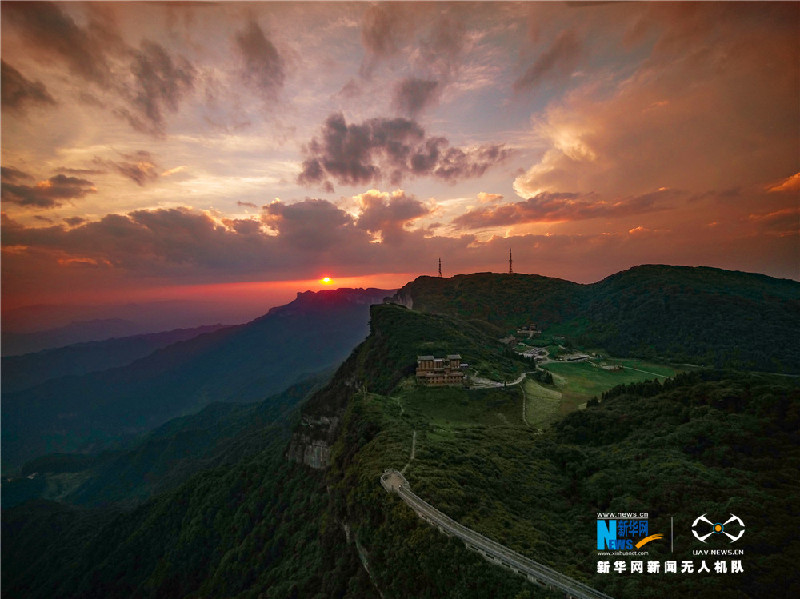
xmin=438 ymin=257 xmax=443 ymax=278
xmin=508 ymin=248 xmax=513 ymax=275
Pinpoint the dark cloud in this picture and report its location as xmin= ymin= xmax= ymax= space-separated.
xmin=748 ymin=208 xmax=799 ymax=237
xmin=337 ymin=78 xmax=361 ymax=99
xmin=63 ymin=216 xmax=86 ymax=227
xmin=3 ymin=3 xmax=196 ymax=136
xmin=237 ymin=201 xmax=258 ymax=208
xmin=430 ymin=144 xmax=509 ymax=181
xmin=361 ymin=4 xmax=404 ymax=60
xmin=1 ymin=173 xmax=97 ymax=209
xmin=453 ymin=190 xmax=674 ymax=229
xmin=1 ymin=202 xmax=375 ymax=279
xmin=262 ymin=199 xmax=364 ymax=252
xmin=1 ymin=166 xmax=34 ymax=183
xmin=236 ymin=21 xmax=285 ymax=97
xmin=1 ymin=61 xmax=56 ymax=112
xmin=127 ymin=209 xmax=247 ymax=267
xmin=2 ymin=1 xmax=113 ymax=86
xmin=3 ymin=209 xmax=224 ymax=271
xmin=392 ymin=78 xmax=440 ymax=117
xmin=5 ymin=208 xmax=266 ymax=273
xmin=1 ymin=201 xmax=476 ymax=285
xmin=420 ymin=12 xmax=466 ymax=77
xmin=298 ymin=158 xmax=332 ymax=190
xmin=126 ymin=41 xmax=196 ymax=135
xmin=298 ymin=113 xmax=510 ymax=190
xmin=232 ymin=219 xmax=261 ymax=235
xmin=356 ymin=190 xmax=431 ymax=243
xmin=94 ymin=151 xmax=159 ymax=186
xmin=78 ymin=92 xmax=107 ymax=108
xmin=514 ymin=29 xmax=583 ymax=92
xmin=0 ymin=203 xmax=415 ymax=284
xmin=360 ymin=6 xmax=465 ymax=110
xmin=4 ymin=203 xmax=797 ymax=290
xmin=34 ymin=215 xmax=54 ymax=223
xmin=360 ymin=5 xmax=465 ymax=76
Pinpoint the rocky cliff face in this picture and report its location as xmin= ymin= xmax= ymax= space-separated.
xmin=279 ymin=291 xmax=399 ymax=470
xmin=286 ymin=349 xmax=362 ymax=469
xmin=271 ymin=287 xmax=394 ymax=317
xmin=390 ymin=288 xmax=414 ymax=309
xmin=286 ymin=414 xmax=340 ymax=469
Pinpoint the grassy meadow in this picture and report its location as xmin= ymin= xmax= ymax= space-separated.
xmin=541 ymin=359 xmax=679 ymax=416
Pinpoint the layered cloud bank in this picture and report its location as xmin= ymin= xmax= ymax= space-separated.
xmin=2 ymin=2 xmax=797 ymax=310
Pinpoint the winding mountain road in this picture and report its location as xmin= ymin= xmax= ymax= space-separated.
xmin=380 ymin=469 xmax=613 ymax=599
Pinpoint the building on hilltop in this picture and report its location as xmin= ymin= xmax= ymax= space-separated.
xmin=516 ymin=323 xmax=541 ymax=338
xmin=416 ymin=354 xmax=469 ymax=386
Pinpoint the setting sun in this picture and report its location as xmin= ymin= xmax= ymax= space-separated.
xmin=319 ymin=277 xmax=334 ymax=285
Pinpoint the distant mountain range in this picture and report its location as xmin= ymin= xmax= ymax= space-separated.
xmin=2 ymin=325 xmax=229 ymax=393
xmin=2 ymin=318 xmax=146 ymax=356
xmin=2 ymin=298 xmax=275 ymax=356
xmin=2 ymin=287 xmax=392 ymax=471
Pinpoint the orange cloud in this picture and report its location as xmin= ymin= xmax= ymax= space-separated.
xmin=57 ymin=256 xmax=111 ymax=267
xmin=453 ymin=189 xmax=676 ymax=229
xmin=354 ymin=189 xmax=431 ymax=243
xmin=514 ymin=5 xmax=798 ymax=200
xmin=161 ymin=165 xmax=187 ymax=177
xmin=767 ymin=172 xmax=800 ymax=193
xmin=477 ymin=192 xmax=503 ymax=203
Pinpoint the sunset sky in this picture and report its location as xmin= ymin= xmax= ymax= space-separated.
xmin=2 ymin=1 xmax=798 ymax=327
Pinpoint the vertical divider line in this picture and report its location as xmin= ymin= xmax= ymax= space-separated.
xmin=671 ymin=517 xmax=674 ymax=553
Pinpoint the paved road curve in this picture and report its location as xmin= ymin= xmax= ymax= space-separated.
xmin=381 ymin=470 xmax=614 ymax=599
xmin=470 ymin=372 xmax=528 ymax=389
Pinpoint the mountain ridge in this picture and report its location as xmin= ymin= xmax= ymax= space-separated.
xmin=391 ymin=264 xmax=800 ymax=372
xmin=2 ymin=287 xmax=393 ymax=471
xmin=1 ymin=324 xmax=230 ymax=393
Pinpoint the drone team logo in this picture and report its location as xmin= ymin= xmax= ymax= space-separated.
xmin=692 ymin=513 xmax=745 ymax=543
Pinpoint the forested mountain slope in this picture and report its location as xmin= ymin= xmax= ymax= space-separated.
xmin=3 ymin=372 xmax=330 ymax=509
xmin=393 ymin=265 xmax=800 ymax=372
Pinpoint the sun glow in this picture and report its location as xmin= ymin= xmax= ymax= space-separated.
xmin=319 ymin=276 xmax=334 ymax=285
